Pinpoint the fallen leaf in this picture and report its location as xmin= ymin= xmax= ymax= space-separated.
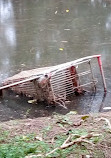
xmin=28 ymin=99 xmax=37 ymax=104
xmin=15 ymin=95 xmax=19 ymax=98
xmin=59 ymin=48 xmax=64 ymax=51
xmin=81 ymin=115 xmax=89 ymax=120
xmin=35 ymin=136 xmax=43 ymax=141
xmin=66 ymin=9 xmax=69 ymax=12
xmin=67 ymin=111 xmax=77 ymax=115
xmin=22 ymin=136 xmax=28 ymax=140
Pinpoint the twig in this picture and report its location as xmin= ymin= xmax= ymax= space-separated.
xmin=81 ymin=139 xmax=94 ymax=146
xmin=60 ymin=134 xmax=100 ymax=149
xmin=46 ymin=147 xmax=59 ymax=156
xmin=25 ymin=133 xmax=101 ymax=158
xmin=55 ymin=100 xmax=67 ymax=109
xmin=99 ymin=143 xmax=111 ymax=149
xmin=62 ymin=135 xmax=71 ymax=146
xmin=25 ymin=154 xmax=43 ymax=158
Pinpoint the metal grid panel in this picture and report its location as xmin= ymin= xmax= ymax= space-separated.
xmin=50 ymin=68 xmax=74 ymax=101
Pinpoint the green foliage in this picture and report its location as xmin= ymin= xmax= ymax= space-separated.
xmin=0 ymin=132 xmax=50 ymax=158
xmin=0 ymin=129 xmax=9 ymax=143
xmin=93 ymin=149 xmax=105 ymax=158
xmin=24 ymin=108 xmax=31 ymax=118
xmin=42 ymin=125 xmax=52 ymax=138
xmin=48 ymin=129 xmax=90 ymax=158
xmin=91 ymin=135 xmax=101 ymax=143
xmin=0 ymin=128 xmax=90 ymax=158
xmin=54 ymin=113 xmax=73 ymax=126
xmin=71 ymin=128 xmax=88 ymax=136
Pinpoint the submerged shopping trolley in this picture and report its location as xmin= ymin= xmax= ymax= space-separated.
xmin=0 ymin=55 xmax=107 ymax=106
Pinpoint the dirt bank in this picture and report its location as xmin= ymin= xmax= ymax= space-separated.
xmin=0 ymin=111 xmax=111 ymax=157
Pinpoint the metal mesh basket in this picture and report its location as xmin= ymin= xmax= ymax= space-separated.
xmin=0 ymin=55 xmax=106 ymax=107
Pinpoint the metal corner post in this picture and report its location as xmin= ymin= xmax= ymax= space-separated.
xmin=97 ymin=56 xmax=107 ymax=93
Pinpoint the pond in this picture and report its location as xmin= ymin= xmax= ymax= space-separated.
xmin=0 ymin=0 xmax=111 ymax=121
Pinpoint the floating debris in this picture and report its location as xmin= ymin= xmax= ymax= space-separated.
xmin=64 ymin=28 xmax=70 ymax=31
xmin=61 ymin=41 xmax=68 ymax=43
xmin=59 ymin=48 xmax=64 ymax=51
xmin=66 ymin=9 xmax=69 ymax=13
xmin=28 ymin=99 xmax=37 ymax=104
xmin=21 ymin=63 xmax=26 ymax=67
xmin=103 ymin=107 xmax=111 ymax=110
xmin=55 ymin=10 xmax=57 ymax=14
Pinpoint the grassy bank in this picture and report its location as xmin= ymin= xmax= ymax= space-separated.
xmin=0 ymin=111 xmax=111 ymax=158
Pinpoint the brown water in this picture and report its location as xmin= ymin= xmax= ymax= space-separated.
xmin=0 ymin=0 xmax=111 ymax=121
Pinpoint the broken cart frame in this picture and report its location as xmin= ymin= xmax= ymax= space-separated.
xmin=0 ymin=55 xmax=107 ymax=106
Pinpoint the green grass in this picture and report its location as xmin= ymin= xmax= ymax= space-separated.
xmin=0 ymin=128 xmax=90 ymax=158
xmin=0 ymin=133 xmax=51 ymax=158
xmin=0 ymin=114 xmax=106 ymax=158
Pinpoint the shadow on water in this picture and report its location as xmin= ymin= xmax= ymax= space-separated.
xmin=0 ymin=88 xmax=109 ymax=122
xmin=98 ymin=92 xmax=107 ymax=112
xmin=0 ymin=0 xmax=111 ymax=121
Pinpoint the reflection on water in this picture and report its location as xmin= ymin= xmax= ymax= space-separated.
xmin=0 ymin=0 xmax=111 ymax=121
xmin=0 ymin=0 xmax=16 ymax=82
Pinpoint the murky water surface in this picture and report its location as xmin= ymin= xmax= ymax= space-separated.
xmin=0 ymin=0 xmax=111 ymax=121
